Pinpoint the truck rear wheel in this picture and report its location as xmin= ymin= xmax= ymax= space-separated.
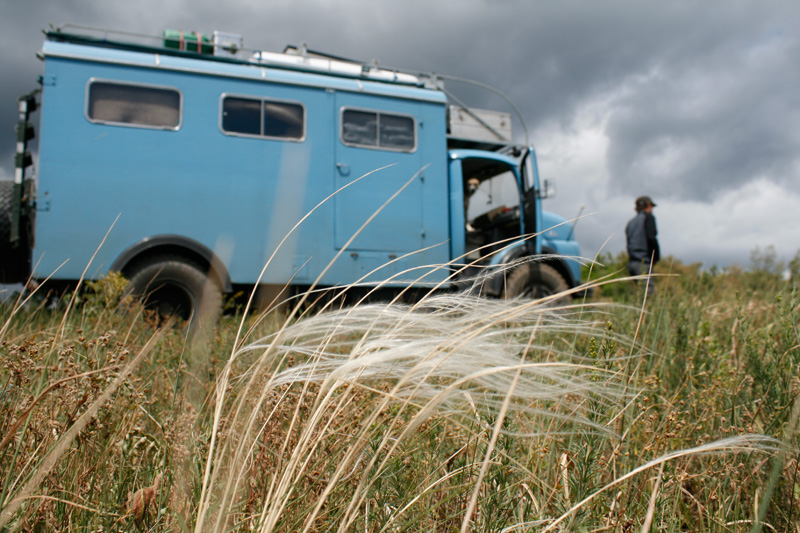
xmin=125 ymin=256 xmax=222 ymax=327
xmin=0 ymin=181 xmax=34 ymax=284
xmin=503 ymin=263 xmax=570 ymax=305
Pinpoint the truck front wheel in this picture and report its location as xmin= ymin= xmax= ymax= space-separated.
xmin=503 ymin=263 xmax=570 ymax=305
xmin=125 ymin=256 xmax=222 ymax=326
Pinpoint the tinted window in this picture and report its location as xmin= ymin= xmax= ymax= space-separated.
xmin=88 ymin=82 xmax=180 ymax=128
xmin=380 ymin=114 xmax=414 ymax=150
xmin=342 ymin=109 xmax=378 ymax=146
xmin=341 ymin=109 xmax=415 ymax=151
xmin=222 ymin=97 xmax=261 ymax=135
xmin=222 ymin=96 xmax=304 ymax=140
xmin=263 ymin=102 xmax=304 ymax=139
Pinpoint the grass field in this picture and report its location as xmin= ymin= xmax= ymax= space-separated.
xmin=0 ymin=251 xmax=798 ymax=531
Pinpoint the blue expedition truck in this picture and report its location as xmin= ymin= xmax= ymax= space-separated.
xmin=0 ymin=26 xmax=583 ymax=318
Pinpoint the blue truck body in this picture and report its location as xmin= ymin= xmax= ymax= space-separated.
xmin=2 ymin=27 xmax=583 ymax=311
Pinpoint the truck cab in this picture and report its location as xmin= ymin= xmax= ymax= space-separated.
xmin=447 ymin=147 xmax=581 ymax=299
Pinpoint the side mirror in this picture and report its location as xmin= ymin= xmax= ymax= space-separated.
xmin=538 ymin=179 xmax=556 ymax=199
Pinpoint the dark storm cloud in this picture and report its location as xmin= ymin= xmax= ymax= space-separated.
xmin=604 ymin=12 xmax=800 ymax=203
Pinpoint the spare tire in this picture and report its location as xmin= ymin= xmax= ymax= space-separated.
xmin=0 ymin=181 xmax=34 ymax=284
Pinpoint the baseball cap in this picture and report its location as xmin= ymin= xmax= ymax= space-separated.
xmin=635 ymin=195 xmax=656 ymax=208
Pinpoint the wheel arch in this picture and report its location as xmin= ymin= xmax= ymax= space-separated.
xmin=111 ymin=235 xmax=232 ymax=292
xmin=485 ymin=245 xmax=577 ymax=296
xmin=538 ymin=246 xmax=578 ymax=288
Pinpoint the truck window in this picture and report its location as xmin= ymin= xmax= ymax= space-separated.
xmin=221 ymin=96 xmax=304 ymax=140
xmin=87 ymin=81 xmax=181 ymax=129
xmin=341 ymin=108 xmax=415 ymax=151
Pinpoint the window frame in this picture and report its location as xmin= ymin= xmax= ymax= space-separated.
xmin=339 ymin=106 xmax=417 ymax=153
xmin=219 ymin=93 xmax=306 ymax=142
xmin=85 ymin=78 xmax=183 ymax=130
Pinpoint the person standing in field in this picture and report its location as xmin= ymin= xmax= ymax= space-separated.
xmin=625 ymin=195 xmax=660 ymax=294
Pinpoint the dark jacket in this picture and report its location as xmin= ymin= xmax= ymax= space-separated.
xmin=625 ymin=211 xmax=660 ymax=263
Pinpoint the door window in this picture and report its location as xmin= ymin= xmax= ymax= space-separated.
xmin=341 ymin=108 xmax=415 ymax=152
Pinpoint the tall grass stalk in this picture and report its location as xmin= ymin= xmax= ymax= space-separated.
xmin=196 ymin=290 xmax=627 ymax=531
xmin=460 ymin=320 xmax=534 ymax=532
xmin=55 ymin=215 xmax=120 ymax=344
xmin=531 ymin=435 xmax=781 ymax=533
xmin=197 ymin=164 xmax=421 ymax=530
xmin=752 ymin=388 xmax=800 ymax=533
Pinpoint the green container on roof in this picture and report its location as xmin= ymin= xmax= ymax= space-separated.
xmin=163 ymin=29 xmax=213 ymax=54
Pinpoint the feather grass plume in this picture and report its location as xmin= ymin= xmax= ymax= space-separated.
xmin=196 ymin=291 xmax=631 ymax=531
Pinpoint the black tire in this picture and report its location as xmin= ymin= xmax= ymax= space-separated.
xmin=0 ymin=181 xmax=13 ymax=245
xmin=125 ymin=256 xmax=222 ymax=327
xmin=0 ymin=181 xmax=33 ymax=284
xmin=503 ymin=263 xmax=571 ymax=305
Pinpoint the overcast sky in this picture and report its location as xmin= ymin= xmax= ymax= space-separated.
xmin=1 ymin=0 xmax=798 ymax=269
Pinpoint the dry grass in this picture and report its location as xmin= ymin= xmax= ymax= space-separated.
xmin=0 ymin=256 xmax=797 ymax=531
